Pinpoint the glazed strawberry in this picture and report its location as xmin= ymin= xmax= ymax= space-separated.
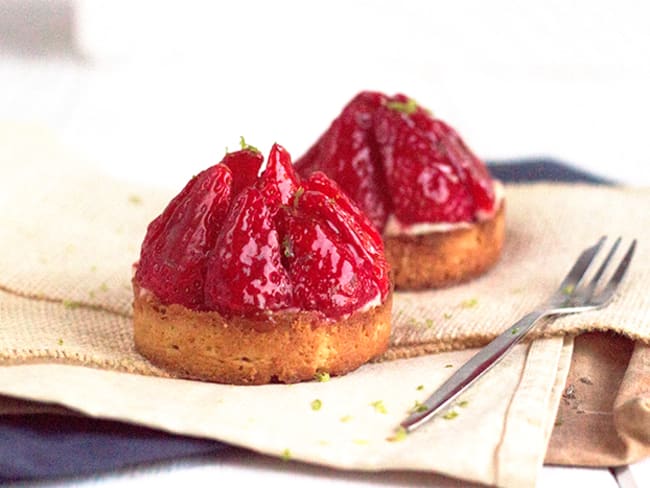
xmin=296 ymin=91 xmax=496 ymax=230
xmin=299 ymin=172 xmax=389 ymax=298
xmin=136 ymin=142 xmax=390 ymax=319
xmin=135 ymin=162 xmax=234 ymax=309
xmin=258 ymin=143 xmax=299 ymax=206
xmin=295 ymin=91 xmax=391 ymax=230
xmin=221 ymin=139 xmax=263 ymax=196
xmin=405 ymin=100 xmax=495 ymax=215
xmin=204 ymin=186 xmax=294 ymax=315
xmin=374 ymin=98 xmax=475 ymax=223
xmin=279 ymin=210 xmax=380 ymax=317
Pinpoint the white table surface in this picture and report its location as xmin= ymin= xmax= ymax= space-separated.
xmin=1 ymin=1 xmax=648 ymax=486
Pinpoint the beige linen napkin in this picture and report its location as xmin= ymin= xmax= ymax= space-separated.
xmin=1 ymin=124 xmax=649 ymax=486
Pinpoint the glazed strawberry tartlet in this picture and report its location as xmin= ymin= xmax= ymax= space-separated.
xmin=295 ymin=91 xmax=505 ymax=290
xmin=132 ymin=142 xmax=392 ymax=384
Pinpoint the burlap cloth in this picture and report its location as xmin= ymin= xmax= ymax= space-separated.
xmin=1 ymin=125 xmax=649 ymax=486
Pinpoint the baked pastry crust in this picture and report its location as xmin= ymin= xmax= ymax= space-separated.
xmin=384 ymin=201 xmax=505 ymax=290
xmin=133 ymin=284 xmax=392 ymax=385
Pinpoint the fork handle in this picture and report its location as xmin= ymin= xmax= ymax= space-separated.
xmin=400 ymin=310 xmax=548 ymax=432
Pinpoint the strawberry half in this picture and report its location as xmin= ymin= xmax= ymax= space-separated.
xmin=135 ymin=163 xmax=234 ymax=309
xmin=295 ymin=91 xmax=391 ymax=230
xmin=300 ymin=172 xmax=389 ymax=298
xmin=137 ymin=143 xmax=390 ymax=319
xmin=258 ymin=143 xmax=299 ymax=207
xmin=204 ymin=186 xmax=294 ymax=315
xmin=296 ymin=91 xmax=496 ymax=231
xmin=221 ymin=141 xmax=264 ymax=196
xmin=278 ymin=209 xmax=381 ymax=318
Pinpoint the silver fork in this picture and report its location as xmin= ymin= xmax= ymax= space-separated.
xmin=400 ymin=236 xmax=637 ymax=433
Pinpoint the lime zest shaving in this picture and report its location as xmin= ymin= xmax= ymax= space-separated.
xmin=460 ymin=298 xmax=478 ymax=308
xmin=314 ymin=371 xmax=330 ymax=382
xmin=239 ymin=136 xmax=260 ymax=153
xmin=386 ymin=98 xmax=419 ymax=115
xmin=387 ymin=426 xmax=408 ymax=442
xmin=370 ymin=400 xmax=387 ymax=414
xmin=443 ymin=410 xmax=458 ymax=420
xmin=293 ymin=186 xmax=305 ymax=209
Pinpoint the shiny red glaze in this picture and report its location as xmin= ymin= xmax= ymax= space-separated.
xmin=295 ymin=91 xmax=496 ymax=231
xmin=295 ymin=92 xmax=392 ymax=230
xmin=135 ymin=163 xmax=233 ymax=309
xmin=301 ymin=173 xmax=389 ymax=298
xmin=136 ymin=144 xmax=390 ymax=319
xmin=221 ymin=149 xmax=263 ymax=196
xmin=279 ymin=210 xmax=380 ymax=317
xmin=258 ymin=143 xmax=299 ymax=206
xmin=204 ymin=187 xmax=294 ymax=314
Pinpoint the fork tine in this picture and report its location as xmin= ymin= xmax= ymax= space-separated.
xmin=593 ymin=239 xmax=637 ymax=305
xmin=583 ymin=237 xmax=622 ymax=299
xmin=557 ymin=236 xmax=606 ymax=294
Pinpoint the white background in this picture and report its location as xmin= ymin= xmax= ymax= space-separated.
xmin=2 ymin=0 xmax=650 ymax=187
xmin=1 ymin=0 xmax=649 ymax=486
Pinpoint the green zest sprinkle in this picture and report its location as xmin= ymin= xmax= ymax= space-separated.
xmin=340 ymin=415 xmax=352 ymax=423
xmin=425 ymin=318 xmax=434 ymax=328
xmin=293 ymin=186 xmax=305 ymax=209
xmin=460 ymin=298 xmax=478 ymax=308
xmin=410 ymin=401 xmax=428 ymax=414
xmin=239 ymin=136 xmax=260 ymax=153
xmin=444 ymin=364 xmax=453 ymax=368
xmin=387 ymin=426 xmax=408 ymax=442
xmin=443 ymin=312 xmax=453 ymax=319
xmin=443 ymin=410 xmax=459 ymax=420
xmin=57 ymin=338 xmax=64 ymax=346
xmin=562 ymin=284 xmax=575 ymax=295
xmin=458 ymin=400 xmax=469 ymax=408
xmin=62 ymin=299 xmax=81 ymax=309
xmin=311 ymin=399 xmax=322 ymax=411
xmin=416 ymin=384 xmax=424 ymax=391
xmin=314 ymin=371 xmax=330 ymax=382
xmin=282 ymin=235 xmax=294 ymax=258
xmin=128 ymin=194 xmax=142 ymax=205
xmin=511 ymin=327 xmax=520 ymax=335
xmin=99 ymin=282 xmax=109 ymax=292
xmin=386 ymin=98 xmax=419 ymax=115
xmin=281 ymin=448 xmax=292 ymax=461
xmin=370 ymin=400 xmax=387 ymax=414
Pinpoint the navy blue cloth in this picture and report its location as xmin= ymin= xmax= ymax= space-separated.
xmin=0 ymin=414 xmax=225 ymax=482
xmin=0 ymin=160 xmax=608 ymax=482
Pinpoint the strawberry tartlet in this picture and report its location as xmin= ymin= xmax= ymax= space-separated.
xmin=133 ymin=142 xmax=392 ymax=384
xmin=295 ymin=91 xmax=505 ymax=289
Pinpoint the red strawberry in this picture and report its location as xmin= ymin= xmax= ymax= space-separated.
xmin=301 ymin=172 xmax=389 ymax=298
xmin=137 ymin=143 xmax=391 ymax=319
xmin=135 ymin=163 xmax=233 ymax=309
xmin=204 ymin=187 xmax=294 ymax=316
xmin=221 ymin=141 xmax=263 ymax=196
xmin=374 ymin=94 xmax=494 ymax=225
xmin=258 ymin=143 xmax=299 ymax=206
xmin=279 ymin=209 xmax=381 ymax=318
xmin=295 ymin=91 xmax=391 ymax=230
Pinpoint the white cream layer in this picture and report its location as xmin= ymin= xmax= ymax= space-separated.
xmin=384 ymin=181 xmax=504 ymax=236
